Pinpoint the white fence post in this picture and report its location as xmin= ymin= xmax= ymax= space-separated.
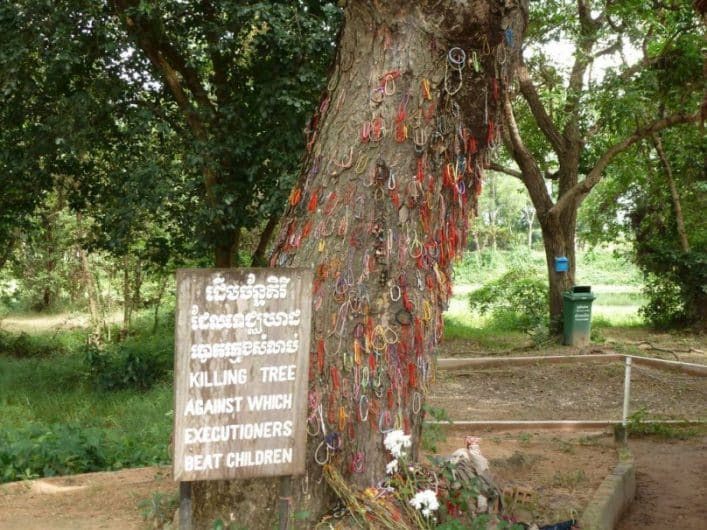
xmin=622 ymin=356 xmax=633 ymax=442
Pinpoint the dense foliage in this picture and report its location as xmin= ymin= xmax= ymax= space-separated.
xmin=0 ymin=421 xmax=169 ymax=482
xmin=85 ymin=332 xmax=174 ymax=391
xmin=581 ymin=115 xmax=706 ymax=328
xmin=0 ymin=315 xmax=174 ymax=484
xmin=0 ymin=1 xmax=339 ymax=268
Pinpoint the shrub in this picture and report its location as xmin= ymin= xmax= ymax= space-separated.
xmin=635 ymin=249 xmax=706 ymax=329
xmin=85 ymin=334 xmax=173 ymax=392
xmin=0 ymin=423 xmax=109 ymax=482
xmin=638 ymin=273 xmax=687 ymax=329
xmin=468 ymin=268 xmax=549 ymax=334
xmin=0 ymin=422 xmax=170 ymax=483
xmin=0 ymin=330 xmax=66 ymax=358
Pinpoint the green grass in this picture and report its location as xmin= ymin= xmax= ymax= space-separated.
xmin=455 ymin=247 xmax=643 ymax=287
xmin=591 ymin=290 xmax=646 ymax=327
xmin=443 ymin=313 xmax=530 ymax=351
xmin=0 ymin=311 xmax=174 ymax=482
xmin=444 ymin=289 xmax=646 ymax=340
xmin=0 ymin=327 xmax=87 ymax=358
xmin=448 ymin=248 xmax=648 ymax=338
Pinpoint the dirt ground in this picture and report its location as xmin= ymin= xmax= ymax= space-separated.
xmin=0 ymin=467 xmax=176 ymax=530
xmin=429 ymin=361 xmax=706 ymax=422
xmin=4 ymin=432 xmax=704 ymax=530
xmin=0 ymin=322 xmax=704 ymax=529
xmin=0 ymin=434 xmax=614 ymax=530
xmin=436 ymin=431 xmax=618 ymax=525
xmin=432 ymin=334 xmax=707 ymax=530
xmin=617 ymin=434 xmax=707 ymax=530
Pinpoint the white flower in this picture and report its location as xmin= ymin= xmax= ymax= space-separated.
xmin=409 ymin=489 xmax=439 ymax=518
xmin=383 ymin=429 xmax=412 ymax=458
xmin=385 ymin=459 xmax=398 ymax=475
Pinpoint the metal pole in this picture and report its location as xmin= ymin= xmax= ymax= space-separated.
xmin=622 ymin=356 xmax=632 ymax=442
xmin=179 ymin=481 xmax=192 ymax=530
xmin=279 ymin=476 xmax=292 ymax=530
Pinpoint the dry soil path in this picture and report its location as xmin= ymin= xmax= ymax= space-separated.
xmin=617 ymin=435 xmax=707 ymax=530
xmin=0 ymin=467 xmax=175 ymax=530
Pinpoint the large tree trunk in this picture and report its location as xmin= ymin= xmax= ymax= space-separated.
xmin=192 ymin=1 xmax=526 ymax=527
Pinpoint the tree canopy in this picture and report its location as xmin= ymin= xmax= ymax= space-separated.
xmin=0 ymin=0 xmax=339 ymax=268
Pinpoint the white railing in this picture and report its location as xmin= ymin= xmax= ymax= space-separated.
xmin=431 ymin=354 xmax=706 ymax=431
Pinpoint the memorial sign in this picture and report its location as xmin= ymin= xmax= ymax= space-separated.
xmin=173 ymin=268 xmax=313 ymax=482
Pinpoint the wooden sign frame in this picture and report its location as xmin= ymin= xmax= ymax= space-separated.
xmin=173 ymin=268 xmax=312 ymax=482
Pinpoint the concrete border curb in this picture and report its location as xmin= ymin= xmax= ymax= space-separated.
xmin=579 ymin=449 xmax=635 ymax=530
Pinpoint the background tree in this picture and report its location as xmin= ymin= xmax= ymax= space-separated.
xmin=492 ymin=0 xmax=704 ymax=325
xmin=190 ymin=0 xmax=528 ymax=527
xmin=470 ymin=171 xmax=533 ymax=254
xmin=108 ymin=0 xmax=340 ymax=266
xmin=581 ymin=124 xmax=706 ymax=329
xmin=0 ymin=1 xmax=337 ymax=270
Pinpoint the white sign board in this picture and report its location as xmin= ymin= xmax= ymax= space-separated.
xmin=173 ymin=268 xmax=312 ymax=482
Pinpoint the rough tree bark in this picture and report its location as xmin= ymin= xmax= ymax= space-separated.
xmin=191 ymin=1 xmax=527 ymax=527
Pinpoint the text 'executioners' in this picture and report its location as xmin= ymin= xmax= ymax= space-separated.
xmin=184 ymin=420 xmax=293 ymax=445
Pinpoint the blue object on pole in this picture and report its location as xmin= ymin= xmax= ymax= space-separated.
xmin=554 ymin=257 xmax=569 ymax=272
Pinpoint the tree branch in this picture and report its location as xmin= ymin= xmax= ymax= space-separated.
xmin=502 ymin=95 xmax=555 ymax=215
xmin=564 ymin=0 xmax=600 ymax=126
xmin=251 ymin=214 xmax=280 ymax=267
xmin=134 ymin=97 xmax=188 ymax=136
xmin=146 ymin=42 xmax=208 ymax=139
xmin=110 ymin=0 xmax=219 ymax=205
xmin=617 ymin=54 xmax=662 ymax=82
xmin=154 ymin=36 xmax=217 ymax=117
xmin=593 ymin=40 xmax=621 ymax=59
xmin=517 ymin=63 xmax=565 ymax=154
xmin=552 ymin=112 xmax=700 ymax=215
xmin=488 ymin=162 xmax=522 ymax=178
xmin=200 ymin=0 xmax=230 ymax=112
xmin=110 ymin=0 xmax=217 ymax=124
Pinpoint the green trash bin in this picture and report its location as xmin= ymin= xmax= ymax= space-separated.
xmin=562 ymin=286 xmax=596 ymax=346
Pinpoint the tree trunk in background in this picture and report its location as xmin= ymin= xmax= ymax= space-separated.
xmin=541 ymin=221 xmax=574 ymax=328
xmin=152 ymin=271 xmax=168 ymax=333
xmin=122 ymin=256 xmax=132 ymax=334
xmin=121 ymin=256 xmax=143 ymax=336
xmin=192 ymin=1 xmax=527 ymax=527
xmin=652 ymin=133 xmax=690 ymax=253
xmin=489 ymin=173 xmax=499 ymax=252
xmin=523 ymin=204 xmax=535 ymax=249
xmin=79 ymin=249 xmax=103 ymax=344
xmin=214 ymin=228 xmax=239 ymax=268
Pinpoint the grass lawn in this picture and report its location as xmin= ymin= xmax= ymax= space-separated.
xmin=0 ymin=324 xmax=173 ymax=483
xmin=447 ymin=248 xmax=647 ymax=339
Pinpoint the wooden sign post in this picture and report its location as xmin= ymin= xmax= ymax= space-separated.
xmin=173 ymin=268 xmax=313 ymax=526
